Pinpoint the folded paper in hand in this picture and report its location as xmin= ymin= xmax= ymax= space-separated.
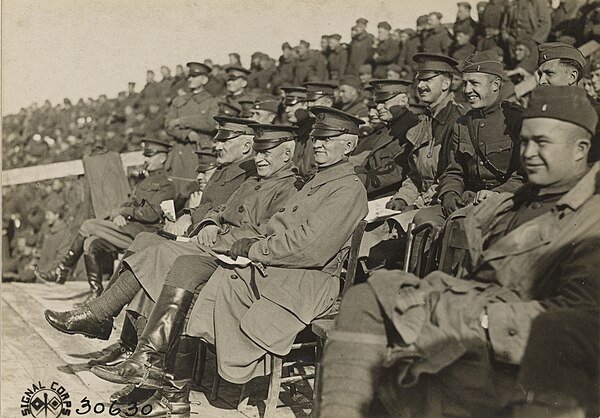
xmin=365 ymin=197 xmax=401 ymax=223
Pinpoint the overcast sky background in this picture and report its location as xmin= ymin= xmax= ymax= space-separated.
xmin=3 ymin=1 xmax=483 ymax=115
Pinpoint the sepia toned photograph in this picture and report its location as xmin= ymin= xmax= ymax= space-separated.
xmin=2 ymin=0 xmax=599 ymax=417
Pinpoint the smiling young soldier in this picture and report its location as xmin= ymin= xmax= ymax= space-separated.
xmin=386 ymin=53 xmax=464 ymax=212
xmin=45 ymin=122 xmax=302 ymax=417
xmin=415 ymin=50 xmax=525 ymax=227
xmin=318 ymin=85 xmax=600 ymax=418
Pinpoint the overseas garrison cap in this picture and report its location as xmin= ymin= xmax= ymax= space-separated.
xmin=142 ymin=137 xmax=172 ymax=156
xmin=523 ymin=86 xmax=598 ymax=134
xmin=417 ymin=15 xmax=429 ymax=26
xmin=226 ymin=65 xmax=251 ymax=80
xmin=213 ymin=116 xmax=255 ymax=141
xmin=330 ymin=34 xmax=342 ymax=41
xmin=253 ymin=94 xmax=281 ymax=113
xmin=304 ymin=81 xmax=338 ymax=100
xmin=461 ymin=50 xmax=504 ymax=77
xmin=429 ymin=11 xmax=443 ymax=20
xmin=413 ymin=53 xmax=458 ymax=80
xmin=309 ymin=106 xmax=365 ymax=138
xmin=369 ymin=79 xmax=413 ymax=102
xmin=356 ymin=18 xmax=368 ymax=26
xmin=217 ymin=101 xmax=242 ymax=117
xmin=281 ymin=86 xmax=308 ymax=106
xmin=251 ymin=124 xmax=297 ymax=151
xmin=537 ymin=42 xmax=586 ymax=69
xmin=457 ymin=1 xmax=471 ymax=9
xmin=186 ymin=62 xmax=212 ymax=77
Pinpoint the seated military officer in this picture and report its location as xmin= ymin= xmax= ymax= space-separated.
xmin=304 ymin=81 xmax=338 ymax=108
xmin=386 ymin=53 xmax=464 ymax=212
xmin=36 ymin=138 xmax=176 ymax=302
xmin=182 ymin=106 xmax=368 ymax=386
xmin=415 ymin=50 xmax=525 ymax=226
xmin=354 ymin=79 xmax=419 ymax=199
xmin=44 ymin=124 xmax=301 ymax=415
xmin=318 ymin=86 xmax=600 ymax=417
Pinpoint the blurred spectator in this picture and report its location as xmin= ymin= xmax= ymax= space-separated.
xmin=454 ymin=1 xmax=479 ymax=44
xmin=347 ymin=24 xmax=374 ymax=76
xmin=320 ymin=35 xmax=331 ymax=62
xmin=551 ymin=0 xmax=586 ymax=42
xmin=502 ymin=0 xmax=551 ymax=59
xmin=582 ymin=1 xmax=600 ymax=44
xmin=397 ymin=28 xmax=420 ymax=73
xmin=450 ymin=26 xmax=477 ymax=64
xmin=358 ymin=64 xmax=373 ymax=87
xmin=337 ymin=75 xmax=368 ymax=119
xmin=228 ymin=53 xmax=242 ymax=67
xmin=157 ymin=65 xmax=173 ymax=102
xmin=478 ymin=0 xmax=504 ymax=51
xmin=373 ymin=21 xmax=400 ymax=78
xmin=170 ymin=64 xmax=189 ymax=98
xmin=272 ymin=42 xmax=296 ymax=90
xmin=140 ymin=70 xmax=160 ymax=104
xmin=327 ymin=34 xmax=348 ymax=80
xmin=293 ymin=40 xmax=327 ymax=85
xmin=421 ymin=12 xmax=452 ymax=54
xmin=386 ymin=64 xmax=403 ymax=79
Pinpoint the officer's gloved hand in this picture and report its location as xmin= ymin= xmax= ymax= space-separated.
xmin=441 ymin=192 xmax=465 ymax=217
xmin=230 ymin=238 xmax=259 ymax=260
xmin=386 ymin=198 xmax=408 ymax=211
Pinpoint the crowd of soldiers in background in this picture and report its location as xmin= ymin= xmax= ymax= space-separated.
xmin=5 ymin=0 xmax=600 ymax=282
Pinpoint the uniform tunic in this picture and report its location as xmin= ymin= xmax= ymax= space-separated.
xmin=186 ymin=162 xmax=368 ymax=384
xmin=78 ymin=168 xmax=176 ymax=251
xmin=165 ymin=90 xmax=219 ymax=194
xmin=368 ymin=163 xmax=600 ymax=415
xmin=356 ymin=107 xmax=419 ymax=199
xmin=327 ymin=46 xmax=348 ymax=80
xmin=125 ymin=163 xmax=298 ymax=318
xmin=392 ymin=94 xmax=464 ymax=208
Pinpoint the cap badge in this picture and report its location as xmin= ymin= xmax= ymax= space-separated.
xmin=541 ymin=104 xmax=547 ymax=112
xmin=316 ymin=112 xmax=326 ymax=120
xmin=255 ymin=128 xmax=264 ymax=136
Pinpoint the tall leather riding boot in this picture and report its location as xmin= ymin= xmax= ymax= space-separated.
xmin=73 ymin=254 xmax=104 ymax=309
xmin=36 ymin=233 xmax=85 ymax=284
xmin=91 ymin=285 xmax=194 ymax=389
xmin=129 ymin=336 xmax=200 ymax=417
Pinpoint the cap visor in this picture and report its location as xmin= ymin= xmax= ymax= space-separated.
xmin=214 ymin=130 xmax=241 ymax=141
xmin=309 ymin=128 xmax=343 ymax=138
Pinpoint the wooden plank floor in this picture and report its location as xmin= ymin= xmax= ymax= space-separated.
xmin=1 ymin=282 xmax=313 ymax=417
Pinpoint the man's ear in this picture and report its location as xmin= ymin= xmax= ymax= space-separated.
xmin=574 ymin=137 xmax=591 ymax=162
xmin=242 ymin=139 xmax=253 ymax=155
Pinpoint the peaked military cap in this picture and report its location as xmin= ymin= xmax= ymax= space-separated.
xmin=309 ymin=106 xmax=365 ymax=137
xmin=217 ymin=101 xmax=242 ymax=117
xmin=339 ymin=75 xmax=362 ymax=90
xmin=195 ymin=150 xmax=217 ymax=172
xmin=413 ymin=53 xmax=458 ymax=80
xmin=304 ymin=81 xmax=338 ymax=100
xmin=378 ymin=21 xmax=392 ymax=30
xmin=252 ymin=94 xmax=281 ymax=113
xmin=213 ymin=116 xmax=255 ymax=141
xmin=251 ymin=124 xmax=297 ymax=151
xmin=281 ymin=86 xmax=308 ymax=106
xmin=523 ymin=86 xmax=598 ymax=134
xmin=226 ymin=65 xmax=251 ymax=80
xmin=369 ymin=79 xmax=413 ymax=102
xmin=186 ymin=62 xmax=212 ymax=77
xmin=142 ymin=137 xmax=172 ymax=156
xmin=537 ymin=42 xmax=586 ymax=69
xmin=461 ymin=50 xmax=504 ymax=77
xmin=45 ymin=194 xmax=66 ymax=214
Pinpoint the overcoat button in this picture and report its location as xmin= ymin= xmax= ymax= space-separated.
xmin=238 ymin=206 xmax=244 ymax=213
xmin=278 ymin=208 xmax=285 ymax=212
xmin=230 ymin=274 xmax=238 ymax=280
xmin=508 ymin=329 xmax=517 ymax=336
xmin=292 ymin=206 xmax=298 ymax=212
